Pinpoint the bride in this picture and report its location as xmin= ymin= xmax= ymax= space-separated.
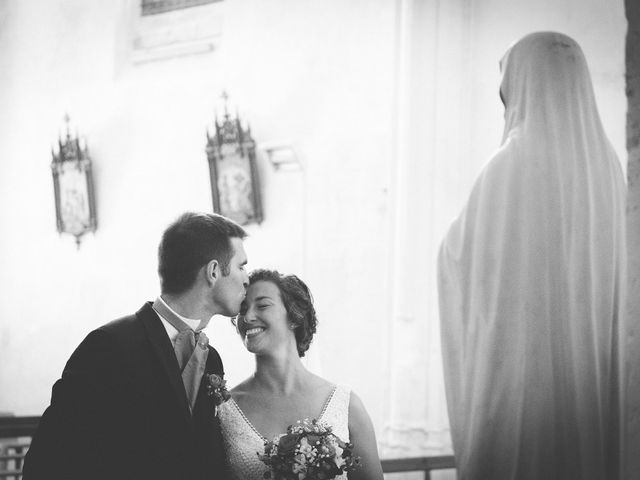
xmin=218 ymin=269 xmax=384 ymax=480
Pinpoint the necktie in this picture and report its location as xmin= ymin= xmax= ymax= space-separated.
xmin=152 ymin=298 xmax=210 ymax=414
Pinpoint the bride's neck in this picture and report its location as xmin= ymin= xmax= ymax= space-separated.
xmin=252 ymin=351 xmax=307 ymax=395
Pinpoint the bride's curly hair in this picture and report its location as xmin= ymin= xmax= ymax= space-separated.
xmin=247 ymin=269 xmax=318 ymax=357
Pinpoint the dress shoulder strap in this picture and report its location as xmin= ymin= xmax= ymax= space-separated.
xmin=320 ymin=385 xmax=351 ymax=442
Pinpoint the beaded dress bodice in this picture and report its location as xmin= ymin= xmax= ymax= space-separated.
xmin=219 ymin=385 xmax=351 ymax=480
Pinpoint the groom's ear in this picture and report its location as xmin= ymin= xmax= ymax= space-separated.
xmin=206 ymin=259 xmax=219 ymax=286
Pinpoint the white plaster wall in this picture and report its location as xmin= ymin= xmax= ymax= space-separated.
xmin=0 ymin=0 xmax=396 ymax=431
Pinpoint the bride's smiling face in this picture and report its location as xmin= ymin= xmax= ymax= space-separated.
xmin=236 ymin=280 xmax=296 ymax=355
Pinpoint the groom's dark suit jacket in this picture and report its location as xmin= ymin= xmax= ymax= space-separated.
xmin=23 ymin=302 xmax=227 ymax=480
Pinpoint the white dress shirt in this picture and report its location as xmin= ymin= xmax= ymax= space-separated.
xmin=155 ymin=296 xmax=202 ymax=343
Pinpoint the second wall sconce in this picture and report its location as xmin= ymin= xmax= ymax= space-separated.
xmin=205 ymin=93 xmax=263 ymax=226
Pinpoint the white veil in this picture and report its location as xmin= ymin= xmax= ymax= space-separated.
xmin=438 ymin=32 xmax=626 ymax=480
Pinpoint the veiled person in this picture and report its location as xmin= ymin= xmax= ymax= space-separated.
xmin=438 ymin=32 xmax=625 ymax=480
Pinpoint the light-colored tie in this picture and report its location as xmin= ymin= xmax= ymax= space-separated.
xmin=153 ymin=299 xmax=210 ymax=414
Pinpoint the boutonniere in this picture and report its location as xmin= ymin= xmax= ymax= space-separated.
xmin=206 ymin=373 xmax=231 ymax=416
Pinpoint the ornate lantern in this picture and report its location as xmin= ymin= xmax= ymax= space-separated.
xmin=206 ymin=95 xmax=263 ymax=226
xmin=51 ymin=115 xmax=97 ymax=247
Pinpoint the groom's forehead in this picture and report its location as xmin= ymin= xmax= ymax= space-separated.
xmin=229 ymin=237 xmax=247 ymax=259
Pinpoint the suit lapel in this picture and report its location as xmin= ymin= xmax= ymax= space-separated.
xmin=138 ymin=302 xmax=192 ymax=428
xmin=192 ymin=345 xmax=227 ymax=477
xmin=195 ymin=346 xmax=223 ymax=419
xmin=205 ymin=345 xmax=223 ymax=375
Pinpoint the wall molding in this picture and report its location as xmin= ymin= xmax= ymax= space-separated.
xmin=130 ymin=1 xmax=223 ymax=63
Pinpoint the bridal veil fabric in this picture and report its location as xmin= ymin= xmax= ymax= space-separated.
xmin=438 ymin=32 xmax=626 ymax=480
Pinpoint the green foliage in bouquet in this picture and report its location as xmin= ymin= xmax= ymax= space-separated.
xmin=258 ymin=418 xmax=361 ymax=480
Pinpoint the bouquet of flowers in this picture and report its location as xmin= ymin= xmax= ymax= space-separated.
xmin=258 ymin=418 xmax=361 ymax=480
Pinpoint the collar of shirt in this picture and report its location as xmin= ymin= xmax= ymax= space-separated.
xmin=155 ymin=295 xmax=202 ymax=343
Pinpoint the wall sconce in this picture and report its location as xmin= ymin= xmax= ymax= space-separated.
xmin=258 ymin=141 xmax=301 ymax=171
xmin=51 ymin=115 xmax=97 ymax=248
xmin=206 ymin=94 xmax=263 ymax=226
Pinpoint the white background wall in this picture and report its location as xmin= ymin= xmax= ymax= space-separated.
xmin=0 ymin=0 xmax=398 ymax=438
xmin=0 ymin=0 xmax=626 ymax=472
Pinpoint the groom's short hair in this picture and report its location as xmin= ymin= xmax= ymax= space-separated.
xmin=158 ymin=212 xmax=247 ymax=295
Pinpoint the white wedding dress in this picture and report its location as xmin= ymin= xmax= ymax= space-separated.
xmin=219 ymin=385 xmax=351 ymax=480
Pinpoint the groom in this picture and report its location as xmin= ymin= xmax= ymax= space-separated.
xmin=23 ymin=212 xmax=248 ymax=480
